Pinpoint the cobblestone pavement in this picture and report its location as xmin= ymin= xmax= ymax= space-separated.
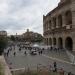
xmin=4 ymin=45 xmax=75 ymax=74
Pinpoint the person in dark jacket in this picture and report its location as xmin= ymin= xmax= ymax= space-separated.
xmin=53 ymin=62 xmax=57 ymax=72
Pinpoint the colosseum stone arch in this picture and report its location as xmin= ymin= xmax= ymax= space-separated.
xmin=43 ymin=0 xmax=75 ymax=52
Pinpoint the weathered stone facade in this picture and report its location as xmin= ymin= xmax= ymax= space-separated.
xmin=43 ymin=0 xmax=75 ymax=52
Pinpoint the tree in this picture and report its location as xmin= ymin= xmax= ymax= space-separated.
xmin=10 ymin=35 xmax=15 ymax=41
xmin=0 ymin=36 xmax=8 ymax=55
xmin=31 ymin=34 xmax=43 ymax=43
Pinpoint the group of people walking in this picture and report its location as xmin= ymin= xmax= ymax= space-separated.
xmin=4 ymin=43 xmax=66 ymax=57
xmin=4 ymin=45 xmax=16 ymax=57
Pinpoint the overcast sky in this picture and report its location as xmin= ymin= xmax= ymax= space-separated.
xmin=0 ymin=0 xmax=60 ymax=35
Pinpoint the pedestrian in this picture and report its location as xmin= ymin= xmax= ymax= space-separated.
xmin=68 ymin=72 xmax=72 ymax=75
xmin=53 ymin=62 xmax=57 ymax=72
xmin=51 ymin=46 xmax=53 ymax=50
xmin=19 ymin=47 xmax=21 ymax=51
xmin=8 ymin=50 xmax=9 ymax=54
xmin=38 ymin=51 xmax=40 ymax=55
xmin=40 ymin=50 xmax=42 ymax=54
xmin=24 ymin=51 xmax=27 ymax=55
xmin=7 ymin=52 xmax=9 ymax=57
xmin=13 ymin=52 xmax=16 ymax=56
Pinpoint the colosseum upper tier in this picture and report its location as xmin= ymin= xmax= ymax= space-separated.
xmin=43 ymin=0 xmax=75 ymax=52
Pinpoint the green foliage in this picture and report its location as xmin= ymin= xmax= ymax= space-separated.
xmin=10 ymin=35 xmax=15 ymax=41
xmin=35 ymin=34 xmax=43 ymax=42
xmin=0 ymin=36 xmax=8 ymax=55
xmin=31 ymin=34 xmax=43 ymax=43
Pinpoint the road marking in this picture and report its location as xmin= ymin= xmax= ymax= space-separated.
xmin=42 ymin=54 xmax=75 ymax=65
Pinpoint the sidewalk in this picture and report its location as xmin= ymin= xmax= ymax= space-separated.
xmin=0 ymin=56 xmax=12 ymax=75
xmin=43 ymin=49 xmax=71 ymax=63
xmin=42 ymin=54 xmax=75 ymax=74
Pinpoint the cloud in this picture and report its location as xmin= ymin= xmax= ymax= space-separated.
xmin=0 ymin=0 xmax=60 ymax=35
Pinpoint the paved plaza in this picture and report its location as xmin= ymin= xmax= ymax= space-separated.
xmin=43 ymin=49 xmax=71 ymax=62
xmin=4 ymin=45 xmax=75 ymax=74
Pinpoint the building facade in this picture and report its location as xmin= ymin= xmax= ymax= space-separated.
xmin=0 ymin=31 xmax=7 ymax=37
xmin=22 ymin=29 xmax=43 ymax=42
xmin=43 ymin=0 xmax=75 ymax=52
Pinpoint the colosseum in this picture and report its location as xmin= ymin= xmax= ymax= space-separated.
xmin=43 ymin=0 xmax=75 ymax=54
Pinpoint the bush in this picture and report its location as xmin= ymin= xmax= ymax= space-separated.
xmin=0 ymin=36 xmax=8 ymax=55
